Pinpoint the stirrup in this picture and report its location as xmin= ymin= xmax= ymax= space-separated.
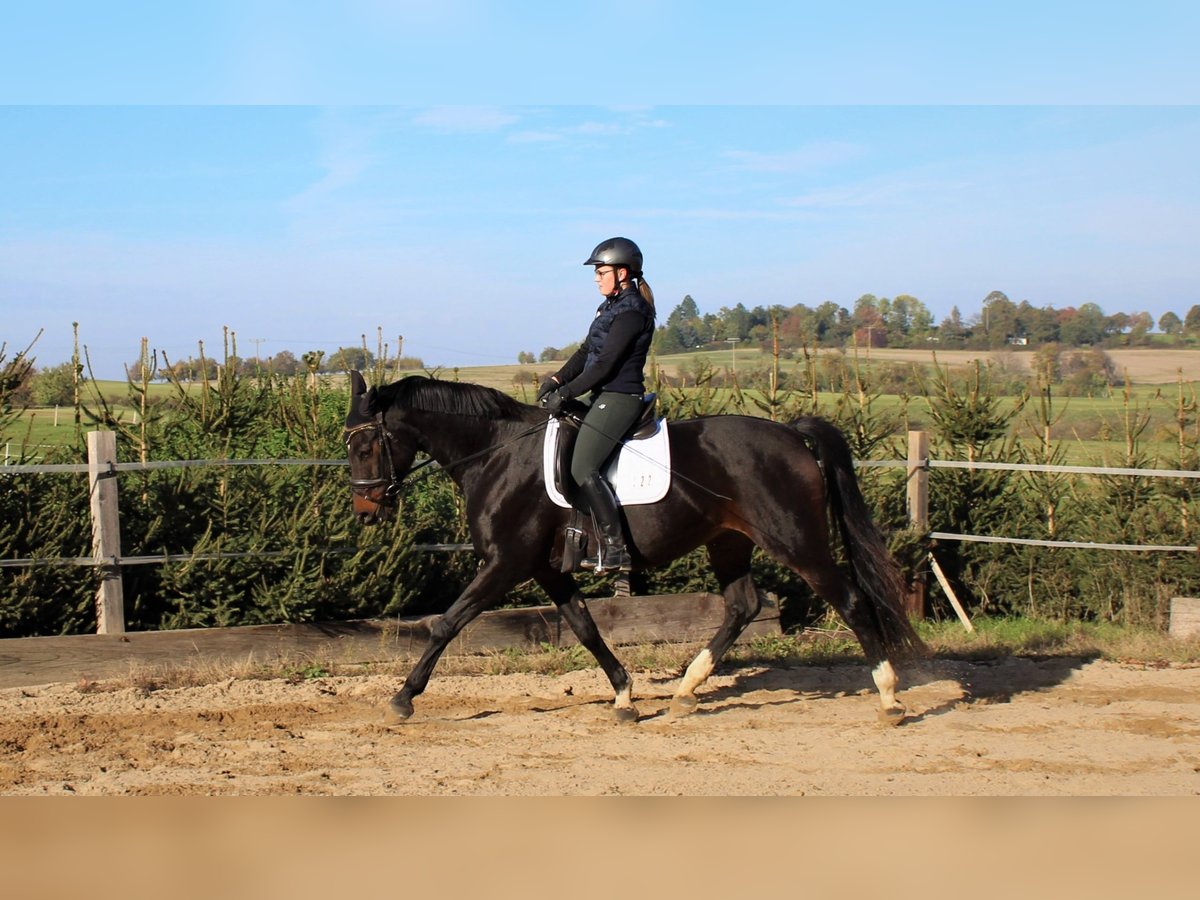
xmin=581 ymin=546 xmax=632 ymax=574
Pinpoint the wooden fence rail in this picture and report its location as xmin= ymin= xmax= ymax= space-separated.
xmin=0 ymin=592 xmax=781 ymax=690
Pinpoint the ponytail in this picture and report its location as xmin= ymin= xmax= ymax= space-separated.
xmin=635 ymin=275 xmax=655 ymax=310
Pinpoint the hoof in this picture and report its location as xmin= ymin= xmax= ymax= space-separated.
xmin=877 ymin=704 xmax=906 ymax=727
xmin=668 ymin=694 xmax=699 ymax=719
xmin=387 ymin=695 xmax=415 ymax=722
xmin=614 ymin=704 xmax=640 ymax=724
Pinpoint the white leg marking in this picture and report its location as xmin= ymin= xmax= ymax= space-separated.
xmin=677 ymin=649 xmax=715 ymax=699
xmin=872 ymin=660 xmax=900 ymax=710
xmin=614 ymin=682 xmax=635 ymax=710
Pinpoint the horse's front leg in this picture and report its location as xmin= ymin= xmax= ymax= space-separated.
xmin=536 ymin=568 xmax=638 ymax=723
xmin=389 ymin=560 xmax=515 ymax=721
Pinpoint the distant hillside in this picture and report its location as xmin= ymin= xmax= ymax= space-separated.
xmin=449 ymin=347 xmax=1200 ymax=391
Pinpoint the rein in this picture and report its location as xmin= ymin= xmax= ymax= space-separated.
xmin=409 ymin=420 xmax=549 ymax=484
xmin=345 ymin=415 xmax=550 ymax=499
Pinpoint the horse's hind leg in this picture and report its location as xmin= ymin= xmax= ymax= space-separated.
xmin=799 ymin=557 xmax=907 ymax=725
xmin=536 ymin=568 xmax=639 ymax=723
xmin=670 ymin=533 xmax=761 ymax=718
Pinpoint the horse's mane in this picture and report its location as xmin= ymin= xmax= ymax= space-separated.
xmin=381 ymin=375 xmax=530 ymax=420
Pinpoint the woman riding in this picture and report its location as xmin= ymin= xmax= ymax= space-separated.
xmin=537 ymin=237 xmax=656 ymax=573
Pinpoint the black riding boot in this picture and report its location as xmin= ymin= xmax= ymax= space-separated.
xmin=577 ymin=473 xmax=632 ymax=574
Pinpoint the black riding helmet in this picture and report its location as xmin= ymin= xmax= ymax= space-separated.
xmin=583 ymin=237 xmax=643 ymax=276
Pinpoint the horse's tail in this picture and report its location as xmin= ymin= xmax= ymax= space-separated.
xmin=792 ymin=416 xmax=927 ymax=660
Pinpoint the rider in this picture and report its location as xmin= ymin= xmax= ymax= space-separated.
xmin=538 ymin=237 xmax=656 ymax=573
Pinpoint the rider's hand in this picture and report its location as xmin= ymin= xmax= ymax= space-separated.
xmin=536 ymin=376 xmax=558 ymax=403
xmin=542 ymin=387 xmax=570 ymax=416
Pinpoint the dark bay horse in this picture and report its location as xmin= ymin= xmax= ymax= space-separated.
xmin=345 ymin=371 xmax=924 ymax=724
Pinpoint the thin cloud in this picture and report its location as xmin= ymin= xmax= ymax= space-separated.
xmin=412 ymin=106 xmax=520 ymax=132
xmin=782 ymin=185 xmax=880 ymax=208
xmin=782 ymin=177 xmax=971 ymax=210
xmin=507 ymin=121 xmax=617 ymax=143
xmin=508 ymin=205 xmax=819 ymax=223
xmin=282 ymin=110 xmax=382 ymax=229
xmin=507 ymin=109 xmax=670 ymax=144
xmin=574 ymin=121 xmax=627 ymax=136
xmin=723 ymin=141 xmax=865 ymax=172
xmin=507 ymin=130 xmax=565 ymax=144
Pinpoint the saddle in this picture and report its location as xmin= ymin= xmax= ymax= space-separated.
xmin=542 ymin=394 xmax=671 ymax=574
xmin=551 ymin=394 xmax=658 ymax=497
xmin=543 ymin=394 xmax=670 ymax=508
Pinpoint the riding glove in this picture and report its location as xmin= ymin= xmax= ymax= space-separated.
xmin=542 ymin=386 xmax=571 ymax=416
xmin=536 ymin=376 xmax=558 ymax=403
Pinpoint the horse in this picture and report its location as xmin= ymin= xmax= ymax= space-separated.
xmin=344 ymin=370 xmax=925 ymax=724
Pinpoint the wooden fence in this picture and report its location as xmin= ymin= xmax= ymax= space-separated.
xmin=3 ymin=428 xmax=1198 ymax=641
xmin=0 ymin=591 xmax=782 ymax=690
xmin=1 ymin=433 xmax=781 ymax=686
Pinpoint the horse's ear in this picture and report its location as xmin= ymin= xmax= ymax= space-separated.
xmin=348 ymin=370 xmax=378 ymax=417
xmin=359 ymin=387 xmax=379 ymax=418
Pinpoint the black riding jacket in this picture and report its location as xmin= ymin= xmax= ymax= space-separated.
xmin=555 ymin=286 xmax=655 ymax=398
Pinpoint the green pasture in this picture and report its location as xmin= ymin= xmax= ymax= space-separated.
xmin=5 ymin=355 xmax=1198 ymax=468
xmin=2 ymin=378 xmax=175 ymax=459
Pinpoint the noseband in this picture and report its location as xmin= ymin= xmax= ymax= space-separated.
xmin=344 ymin=417 xmax=404 ymax=503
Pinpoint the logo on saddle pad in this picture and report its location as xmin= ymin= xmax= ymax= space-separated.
xmin=542 ymin=417 xmax=671 ymax=508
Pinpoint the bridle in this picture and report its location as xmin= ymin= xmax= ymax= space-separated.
xmin=345 ymin=411 xmax=552 ymax=507
xmin=343 ymin=416 xmax=407 ymax=504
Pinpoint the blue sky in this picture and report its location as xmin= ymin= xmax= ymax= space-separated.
xmin=2 ymin=3 xmax=1198 ymax=378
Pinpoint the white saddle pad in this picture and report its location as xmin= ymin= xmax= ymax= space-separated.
xmin=543 ymin=417 xmax=671 ymax=508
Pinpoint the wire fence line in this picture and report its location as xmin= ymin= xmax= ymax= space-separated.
xmin=929 ymin=459 xmax=1200 ymax=479
xmin=0 ymin=544 xmax=478 ymax=570
xmin=2 ymin=449 xmax=1198 ymax=572
xmin=856 ymin=458 xmax=1200 ymax=479
xmin=927 ymin=532 xmax=1197 ymax=553
xmin=8 ymin=454 xmax=1199 ymax=479
xmin=1 ymin=458 xmax=347 ymax=475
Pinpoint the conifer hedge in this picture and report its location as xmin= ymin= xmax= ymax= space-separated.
xmin=2 ymin=342 xmax=1197 ymax=638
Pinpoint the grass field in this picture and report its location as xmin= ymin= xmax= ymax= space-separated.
xmin=416 ymin=346 xmax=1200 ymax=390
xmin=5 ymin=347 xmax=1199 ymax=463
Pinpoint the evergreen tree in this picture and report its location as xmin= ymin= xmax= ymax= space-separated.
xmin=658 ymin=295 xmax=704 ymax=352
xmin=1184 ymin=305 xmax=1200 ymax=335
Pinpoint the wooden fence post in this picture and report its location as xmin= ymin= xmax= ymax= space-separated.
xmin=904 ymin=430 xmax=929 ymax=619
xmin=87 ymin=430 xmax=125 ymax=634
xmin=1169 ymin=598 xmax=1200 ymax=639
